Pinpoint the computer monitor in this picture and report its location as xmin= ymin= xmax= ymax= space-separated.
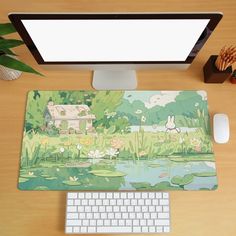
xmin=9 ymin=13 xmax=222 ymax=89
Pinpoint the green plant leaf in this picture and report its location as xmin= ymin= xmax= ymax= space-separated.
xmin=153 ymin=181 xmax=182 ymax=190
xmin=130 ymin=182 xmax=151 ymax=190
xmin=0 ymin=23 xmax=16 ymax=35
xmin=0 ymin=48 xmax=17 ymax=56
xmin=0 ymin=38 xmax=24 ymax=49
xmin=193 ymin=172 xmax=216 ymax=177
xmin=171 ymin=174 xmax=194 ymax=186
xmin=62 ymin=180 xmax=81 ymax=186
xmin=0 ymin=55 xmax=43 ymax=76
xmin=34 ymin=186 xmax=50 ymax=190
xmin=89 ymin=169 xmax=126 ymax=177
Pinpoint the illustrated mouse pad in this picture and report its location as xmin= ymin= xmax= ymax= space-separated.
xmin=18 ymin=90 xmax=217 ymax=190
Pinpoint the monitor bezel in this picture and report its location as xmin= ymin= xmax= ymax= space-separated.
xmin=9 ymin=13 xmax=223 ymax=65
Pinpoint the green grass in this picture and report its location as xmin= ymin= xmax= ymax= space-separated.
xmin=20 ymin=129 xmax=213 ymax=168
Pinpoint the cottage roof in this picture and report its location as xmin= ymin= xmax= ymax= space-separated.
xmin=46 ymin=104 xmax=96 ymax=120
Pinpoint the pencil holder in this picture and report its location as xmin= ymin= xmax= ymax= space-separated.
xmin=203 ymin=55 xmax=232 ymax=83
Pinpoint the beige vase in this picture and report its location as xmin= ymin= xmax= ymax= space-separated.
xmin=0 ymin=65 xmax=22 ymax=81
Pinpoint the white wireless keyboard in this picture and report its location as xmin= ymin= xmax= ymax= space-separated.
xmin=65 ymin=192 xmax=170 ymax=234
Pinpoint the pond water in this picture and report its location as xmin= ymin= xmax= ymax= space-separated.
xmin=19 ymin=158 xmax=217 ymax=191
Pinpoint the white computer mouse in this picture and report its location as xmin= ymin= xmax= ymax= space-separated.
xmin=213 ymin=114 xmax=230 ymax=144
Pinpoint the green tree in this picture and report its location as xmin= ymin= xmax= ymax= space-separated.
xmin=90 ymin=91 xmax=125 ymax=128
xmin=25 ymin=91 xmax=63 ymax=131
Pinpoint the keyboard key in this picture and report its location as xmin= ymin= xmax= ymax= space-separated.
xmin=144 ymin=212 xmax=150 ymax=219
xmin=156 ymin=193 xmax=162 ymax=198
xmin=97 ymin=220 xmax=103 ymax=226
xmin=160 ymin=199 xmax=169 ymax=205
xmin=78 ymin=193 xmax=84 ymax=198
xmin=155 ymin=219 xmax=170 ymax=226
xmin=163 ymin=206 xmax=170 ymax=212
xmin=74 ymin=199 xmax=80 ymax=205
xmin=67 ymin=206 xmax=76 ymax=212
xmin=104 ymin=219 xmax=110 ymax=226
xmin=126 ymin=219 xmax=132 ymax=226
xmin=133 ymin=226 xmax=141 ymax=233
xmin=142 ymin=226 xmax=149 ymax=233
xmin=97 ymin=227 xmax=132 ymax=233
xmin=67 ymin=220 xmax=79 ymax=226
xmin=67 ymin=199 xmax=74 ymax=205
xmin=88 ymin=227 xmax=96 ymax=233
xmin=66 ymin=226 xmax=73 ymax=233
xmin=67 ymin=213 xmax=78 ymax=219
xmin=86 ymin=193 xmax=92 ymax=198
xmin=149 ymin=226 xmax=155 ymax=232
xmin=108 ymin=212 xmax=114 ymax=219
xmin=119 ymin=219 xmax=125 ymax=226
xmin=73 ymin=227 xmax=80 ymax=233
xmin=113 ymin=192 xmax=120 ymax=198
xmin=164 ymin=226 xmax=170 ymax=232
xmin=133 ymin=219 xmax=139 ymax=226
xmin=80 ymin=227 xmax=87 ymax=233
xmin=142 ymin=192 xmax=148 ymax=198
xmin=156 ymin=226 xmax=163 ymax=233
xmin=158 ymin=212 xmax=170 ymax=219
xmin=111 ymin=219 xmax=118 ymax=226
xmin=149 ymin=192 xmax=155 ymax=198
xmin=68 ymin=193 xmax=77 ymax=199
xmin=163 ymin=193 xmax=169 ymax=198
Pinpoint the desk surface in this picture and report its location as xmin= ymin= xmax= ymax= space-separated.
xmin=0 ymin=0 xmax=236 ymax=235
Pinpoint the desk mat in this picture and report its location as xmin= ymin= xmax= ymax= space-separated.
xmin=19 ymin=90 xmax=217 ymax=190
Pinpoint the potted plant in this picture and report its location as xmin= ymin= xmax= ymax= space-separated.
xmin=0 ymin=23 xmax=43 ymax=80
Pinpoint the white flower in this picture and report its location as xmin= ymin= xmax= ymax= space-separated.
xmin=141 ymin=116 xmax=146 ymax=123
xmin=28 ymin=172 xmax=34 ymax=176
xmin=56 ymin=168 xmax=60 ymax=172
xmin=76 ymin=144 xmax=82 ymax=150
xmin=69 ymin=176 xmax=78 ymax=182
xmin=179 ymin=137 xmax=184 ymax=144
xmin=195 ymin=103 xmax=199 ymax=107
xmin=88 ymin=150 xmax=105 ymax=159
xmin=135 ymin=109 xmax=142 ymax=114
xmin=60 ymin=147 xmax=65 ymax=153
xmin=106 ymin=148 xmax=119 ymax=157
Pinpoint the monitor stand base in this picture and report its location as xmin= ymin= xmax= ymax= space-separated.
xmin=92 ymin=70 xmax=137 ymax=90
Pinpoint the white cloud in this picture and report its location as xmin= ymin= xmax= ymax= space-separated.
xmin=145 ymin=91 xmax=180 ymax=108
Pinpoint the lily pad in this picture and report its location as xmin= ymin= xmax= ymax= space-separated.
xmin=45 ymin=177 xmax=57 ymax=180
xmin=171 ymin=174 xmax=194 ymax=186
xmin=148 ymin=164 xmax=161 ymax=168
xmin=62 ymin=181 xmax=81 ymax=186
xmin=193 ymin=172 xmax=216 ymax=177
xmin=20 ymin=174 xmax=37 ymax=178
xmin=89 ymin=170 xmax=126 ymax=177
xmin=34 ymin=186 xmax=49 ymax=190
xmin=131 ymin=182 xmax=151 ymax=190
xmin=19 ymin=177 xmax=29 ymax=183
xmin=131 ymin=181 xmax=182 ymax=190
xmin=41 ymin=174 xmax=51 ymax=178
xmin=153 ymin=181 xmax=182 ymax=190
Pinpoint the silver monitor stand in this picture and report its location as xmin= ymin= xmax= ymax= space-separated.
xmin=92 ymin=70 xmax=137 ymax=90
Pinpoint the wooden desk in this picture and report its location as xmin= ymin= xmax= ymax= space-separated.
xmin=0 ymin=0 xmax=236 ymax=235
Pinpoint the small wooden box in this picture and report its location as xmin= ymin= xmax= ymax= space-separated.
xmin=203 ymin=55 xmax=232 ymax=83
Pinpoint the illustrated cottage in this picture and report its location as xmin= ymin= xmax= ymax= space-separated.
xmin=44 ymin=101 xmax=96 ymax=133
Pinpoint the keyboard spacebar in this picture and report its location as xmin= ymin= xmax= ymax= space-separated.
xmin=97 ymin=227 xmax=132 ymax=233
